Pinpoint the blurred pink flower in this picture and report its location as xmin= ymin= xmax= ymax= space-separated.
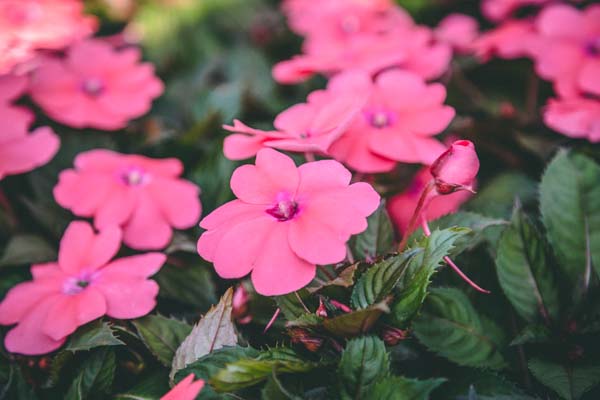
xmin=161 ymin=374 xmax=204 ymax=400
xmin=197 ymin=149 xmax=380 ymax=296
xmin=0 ymin=74 xmax=59 ymax=179
xmin=223 ymin=91 xmax=362 ymax=159
xmin=473 ymin=19 xmax=536 ymax=61
xmin=544 ymin=96 xmax=600 ymax=142
xmin=530 ymin=4 xmax=600 ymax=97
xmin=29 ymin=38 xmax=163 ymax=130
xmin=326 ymin=70 xmax=453 ymax=172
xmin=54 ymin=150 xmax=201 ymax=250
xmin=0 ymin=0 xmax=96 ymax=73
xmin=434 ymin=14 xmax=479 ymax=54
xmin=0 ymin=221 xmax=165 ymax=355
xmin=482 ymin=0 xmax=549 ymax=22
xmin=430 ymin=140 xmax=479 ymax=194
xmin=388 ymin=168 xmax=472 ymax=234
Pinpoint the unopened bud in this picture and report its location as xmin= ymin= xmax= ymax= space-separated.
xmin=316 ymin=299 xmax=328 ymax=318
xmin=289 ymin=328 xmax=324 ymax=352
xmin=382 ymin=326 xmax=408 ymax=346
xmin=430 ymin=140 xmax=479 ymax=195
xmin=232 ymin=285 xmax=252 ymax=325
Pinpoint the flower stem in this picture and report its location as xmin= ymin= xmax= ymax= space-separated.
xmin=397 ymin=181 xmax=434 ymax=252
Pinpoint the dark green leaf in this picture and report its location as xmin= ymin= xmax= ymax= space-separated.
xmin=509 ymin=325 xmax=551 ymax=346
xmin=414 ymin=288 xmax=506 ymax=369
xmin=65 ymin=320 xmax=124 ymax=352
xmin=133 ymin=315 xmax=192 ymax=367
xmin=114 ymin=371 xmax=170 ymax=400
xmin=0 ymin=234 xmax=56 ymax=267
xmin=351 ymin=249 xmax=421 ymax=309
xmin=337 ymin=336 xmax=389 ymax=400
xmin=495 ymin=204 xmax=560 ymax=323
xmin=155 ymin=264 xmax=217 ymax=308
xmin=307 ymin=264 xmax=357 ymax=294
xmin=275 ymin=289 xmax=311 ymax=320
xmin=528 ymin=358 xmax=600 ymax=400
xmin=371 ymin=376 xmax=446 ymax=399
xmin=467 ymin=173 xmax=537 ymax=219
xmin=0 ymin=364 xmax=38 ymax=400
xmin=323 ymin=301 xmax=389 ymax=338
xmin=539 ymin=150 xmax=600 ymax=284
xmin=352 ymin=202 xmax=395 ymax=261
xmin=65 ymin=348 xmax=116 ymax=400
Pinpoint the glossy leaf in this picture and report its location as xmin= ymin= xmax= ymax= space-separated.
xmin=133 ymin=315 xmax=192 ymax=367
xmin=352 ymin=201 xmax=395 ymax=261
xmin=371 ymin=376 xmax=446 ymax=399
xmin=65 ymin=348 xmax=116 ymax=400
xmin=65 ymin=320 xmax=125 ymax=352
xmin=323 ymin=301 xmax=389 ymax=338
xmin=529 ymin=358 xmax=600 ymax=400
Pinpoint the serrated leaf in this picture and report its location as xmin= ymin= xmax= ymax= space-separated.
xmin=155 ymin=264 xmax=217 ymax=308
xmin=65 ymin=320 xmax=125 ymax=352
xmin=528 ymin=358 xmax=600 ymax=400
xmin=0 ymin=234 xmax=56 ymax=267
xmin=171 ymin=288 xmax=237 ymax=380
xmin=275 ymin=289 xmax=311 ymax=320
xmin=391 ymin=228 xmax=470 ymax=327
xmin=352 ymin=202 xmax=395 ymax=261
xmin=495 ymin=204 xmax=560 ymax=323
xmin=540 ymin=150 xmax=600 ymax=284
xmin=323 ymin=301 xmax=389 ymax=338
xmin=307 ymin=264 xmax=357 ymax=294
xmin=351 ymin=249 xmax=422 ymax=309
xmin=446 ymin=370 xmax=531 ymax=399
xmin=114 ymin=371 xmax=170 ymax=400
xmin=65 ymin=348 xmax=116 ymax=400
xmin=371 ymin=376 xmax=446 ymax=399
xmin=210 ymin=348 xmax=320 ymax=392
xmin=337 ymin=336 xmax=389 ymax=400
xmin=133 ymin=315 xmax=192 ymax=367
xmin=414 ymin=288 xmax=506 ymax=369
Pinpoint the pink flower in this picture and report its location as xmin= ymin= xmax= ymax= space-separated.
xmin=430 ymin=140 xmax=479 ymax=194
xmin=223 ymin=91 xmax=362 ymax=160
xmin=326 ymin=70 xmax=453 ymax=172
xmin=0 ymin=74 xmax=59 ymax=179
xmin=161 ymin=374 xmax=204 ymax=400
xmin=29 ymin=38 xmax=163 ymax=130
xmin=434 ymin=14 xmax=479 ymax=54
xmin=482 ymin=0 xmax=549 ymax=22
xmin=543 ymin=96 xmax=600 ymax=142
xmin=529 ymin=4 xmax=600 ymax=97
xmin=473 ymin=20 xmax=537 ymax=61
xmin=0 ymin=0 xmax=97 ymax=73
xmin=0 ymin=221 xmax=165 ymax=355
xmin=388 ymin=168 xmax=472 ymax=234
xmin=54 ymin=149 xmax=201 ymax=250
xmin=197 ymin=149 xmax=380 ymax=296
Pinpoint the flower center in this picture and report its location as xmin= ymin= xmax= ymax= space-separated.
xmin=584 ymin=37 xmax=600 ymax=57
xmin=119 ymin=166 xmax=149 ymax=186
xmin=81 ymin=78 xmax=105 ymax=96
xmin=364 ymin=109 xmax=396 ymax=129
xmin=62 ymin=273 xmax=94 ymax=296
xmin=266 ymin=199 xmax=298 ymax=221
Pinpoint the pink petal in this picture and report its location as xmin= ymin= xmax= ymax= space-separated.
xmin=223 ymin=133 xmax=268 ymax=160
xmin=200 ymin=200 xmax=266 ymax=230
xmin=74 ymin=149 xmax=126 ymax=172
xmin=161 ymin=374 xmax=205 ymax=400
xmin=289 ymin=214 xmax=348 ymax=265
xmin=296 ymin=160 xmax=352 ymax=193
xmin=122 ymin=193 xmax=172 ymax=250
xmin=328 ymin=126 xmax=397 ymax=173
xmin=53 ymin=170 xmax=115 ymax=216
xmin=147 ymin=178 xmax=201 ymax=229
xmin=58 ymin=221 xmax=95 ymax=274
xmin=230 ymin=149 xmax=299 ymax=204
xmin=579 ymin=60 xmax=600 ymax=96
xmin=398 ymin=106 xmax=455 ymax=135
xmin=94 ymin=278 xmax=159 ymax=319
xmin=31 ymin=263 xmax=63 ymax=280
xmin=274 ymin=103 xmax=314 ymax=133
xmin=94 ymin=187 xmax=137 ymax=230
xmin=0 ymin=279 xmax=61 ymax=325
xmin=369 ymin=133 xmax=447 ymax=165
xmin=0 ymin=126 xmax=59 ymax=179
xmin=100 ymin=253 xmax=166 ymax=280
xmin=536 ymin=4 xmax=584 ymax=39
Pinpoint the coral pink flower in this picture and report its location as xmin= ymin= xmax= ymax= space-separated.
xmin=430 ymin=140 xmax=479 ymax=194
xmin=388 ymin=168 xmax=472 ymax=234
xmin=54 ymin=150 xmax=201 ymax=250
xmin=326 ymin=70 xmax=454 ymax=172
xmin=29 ymin=38 xmax=163 ymax=130
xmin=530 ymin=4 xmax=600 ymax=97
xmin=434 ymin=14 xmax=479 ymax=54
xmin=197 ymin=149 xmax=380 ymax=296
xmin=473 ymin=20 xmax=536 ymax=61
xmin=482 ymin=0 xmax=549 ymax=22
xmin=161 ymin=374 xmax=204 ymax=400
xmin=0 ymin=221 xmax=165 ymax=355
xmin=0 ymin=0 xmax=96 ymax=73
xmin=223 ymin=91 xmax=362 ymax=160
xmin=543 ymin=96 xmax=600 ymax=142
xmin=0 ymin=74 xmax=59 ymax=179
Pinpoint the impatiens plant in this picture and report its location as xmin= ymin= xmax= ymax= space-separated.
xmin=1 ymin=0 xmax=599 ymax=399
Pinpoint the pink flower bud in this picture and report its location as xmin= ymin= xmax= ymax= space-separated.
xmin=382 ymin=326 xmax=408 ymax=346
xmin=232 ymin=285 xmax=252 ymax=324
xmin=316 ymin=298 xmax=328 ymax=318
xmin=430 ymin=140 xmax=479 ymax=194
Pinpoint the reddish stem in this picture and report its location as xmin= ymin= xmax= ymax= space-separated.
xmin=397 ymin=181 xmax=434 ymax=252
xmin=264 ymin=308 xmax=281 ymax=333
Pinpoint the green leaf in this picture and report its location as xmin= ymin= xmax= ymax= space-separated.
xmin=210 ymin=348 xmax=320 ymax=392
xmin=65 ymin=348 xmax=116 ymax=400
xmin=352 ymin=201 xmax=395 ymax=261
xmin=114 ymin=371 xmax=170 ymax=400
xmin=495 ymin=204 xmax=560 ymax=323
xmin=528 ymin=358 xmax=600 ymax=400
xmin=0 ymin=364 xmax=38 ymax=400
xmin=323 ymin=301 xmax=389 ymax=338
xmin=467 ymin=173 xmax=537 ymax=219
xmin=65 ymin=320 xmax=124 ymax=352
xmin=133 ymin=315 xmax=192 ymax=367
xmin=509 ymin=325 xmax=551 ymax=346
xmin=351 ymin=249 xmax=422 ymax=309
xmin=155 ymin=264 xmax=217 ymax=308
xmin=275 ymin=289 xmax=312 ymax=320
xmin=391 ymin=228 xmax=470 ymax=327
xmin=371 ymin=376 xmax=446 ymax=399
xmin=0 ymin=234 xmax=56 ymax=267
xmin=171 ymin=288 xmax=237 ymax=380
xmin=307 ymin=264 xmax=357 ymax=294
xmin=540 ymin=150 xmax=600 ymax=284
xmin=337 ymin=336 xmax=389 ymax=400
xmin=413 ymin=288 xmax=506 ymax=369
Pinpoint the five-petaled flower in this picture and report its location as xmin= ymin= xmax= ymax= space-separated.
xmin=0 ymin=221 xmax=165 ymax=355
xmin=197 ymin=148 xmax=380 ymax=295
